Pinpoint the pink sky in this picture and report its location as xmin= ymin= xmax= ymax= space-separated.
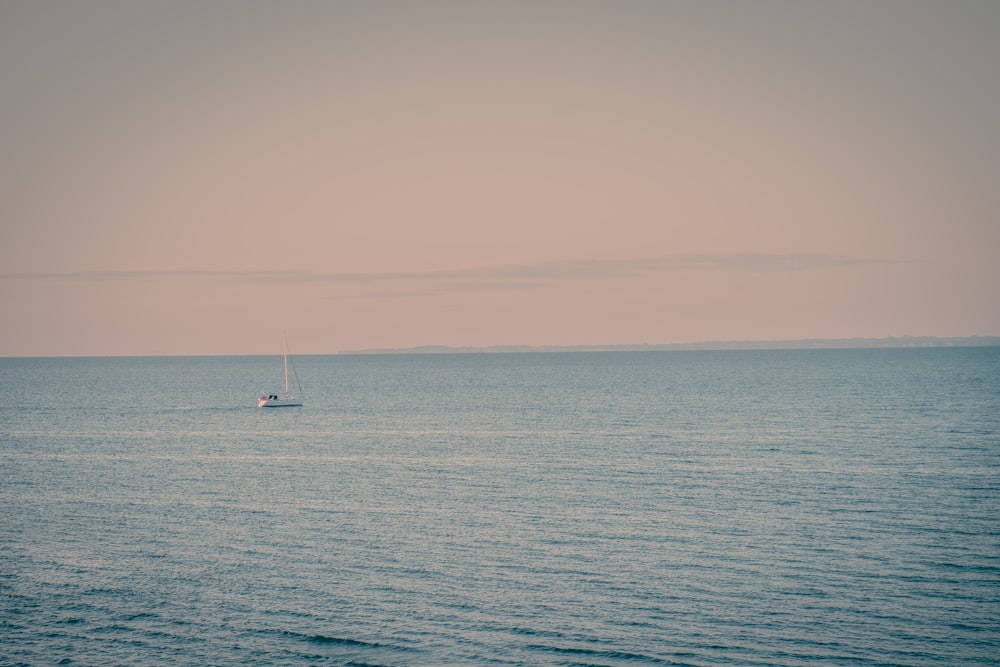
xmin=2 ymin=1 xmax=998 ymax=356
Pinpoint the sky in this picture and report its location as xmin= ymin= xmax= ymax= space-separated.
xmin=2 ymin=1 xmax=998 ymax=356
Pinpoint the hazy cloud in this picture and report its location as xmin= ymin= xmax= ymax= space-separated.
xmin=1 ymin=254 xmax=895 ymax=288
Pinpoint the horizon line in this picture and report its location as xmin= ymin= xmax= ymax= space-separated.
xmin=2 ymin=335 xmax=998 ymax=359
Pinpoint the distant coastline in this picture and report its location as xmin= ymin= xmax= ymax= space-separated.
xmin=342 ymin=336 xmax=1000 ymax=355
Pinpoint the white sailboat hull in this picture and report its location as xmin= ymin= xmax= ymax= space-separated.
xmin=258 ymin=395 xmax=302 ymax=408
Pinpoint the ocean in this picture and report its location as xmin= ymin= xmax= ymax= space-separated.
xmin=1 ymin=348 xmax=998 ymax=666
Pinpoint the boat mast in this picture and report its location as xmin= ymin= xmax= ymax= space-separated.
xmin=283 ymin=337 xmax=290 ymax=396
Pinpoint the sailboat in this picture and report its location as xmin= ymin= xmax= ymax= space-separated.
xmin=258 ymin=337 xmax=303 ymax=407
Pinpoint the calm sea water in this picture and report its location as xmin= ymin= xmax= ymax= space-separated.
xmin=1 ymin=348 xmax=998 ymax=666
